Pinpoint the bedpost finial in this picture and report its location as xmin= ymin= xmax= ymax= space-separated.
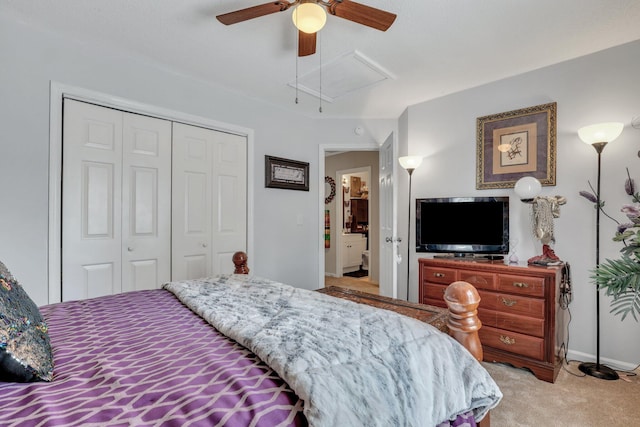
xmin=444 ymin=281 xmax=483 ymax=361
xmin=232 ymin=251 xmax=250 ymax=274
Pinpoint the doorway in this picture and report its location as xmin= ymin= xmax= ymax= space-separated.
xmin=325 ymin=155 xmax=378 ymax=294
xmin=318 ymin=133 xmax=397 ymax=298
xmin=337 ymin=167 xmax=371 ymax=280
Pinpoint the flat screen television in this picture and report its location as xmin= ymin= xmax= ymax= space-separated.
xmin=416 ymin=196 xmax=509 ymax=257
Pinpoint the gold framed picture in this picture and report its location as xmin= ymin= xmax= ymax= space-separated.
xmin=476 ymin=102 xmax=557 ymax=189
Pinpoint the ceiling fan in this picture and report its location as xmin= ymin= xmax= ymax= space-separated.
xmin=216 ymin=0 xmax=397 ymax=57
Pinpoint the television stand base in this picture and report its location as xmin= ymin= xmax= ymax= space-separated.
xmin=432 ymin=254 xmax=504 ymax=261
xmin=433 ymin=254 xmax=474 ymax=259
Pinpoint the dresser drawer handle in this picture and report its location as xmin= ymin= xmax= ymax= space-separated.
xmin=433 ymin=273 xmax=445 ymax=278
xmin=501 ymin=297 xmax=517 ymax=307
xmin=500 ymin=335 xmax=516 ymax=345
xmin=513 ymin=282 xmax=529 ymax=288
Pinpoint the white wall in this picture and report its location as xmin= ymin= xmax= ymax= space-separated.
xmin=0 ymin=14 xmax=394 ymax=306
xmin=404 ymin=40 xmax=640 ymax=367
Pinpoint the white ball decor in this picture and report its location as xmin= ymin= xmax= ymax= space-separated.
xmin=514 ymin=176 xmax=542 ymax=201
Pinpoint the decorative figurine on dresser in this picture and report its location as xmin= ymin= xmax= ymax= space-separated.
xmin=514 ymin=176 xmax=567 ymax=266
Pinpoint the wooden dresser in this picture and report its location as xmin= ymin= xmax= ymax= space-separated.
xmin=418 ymin=257 xmax=565 ymax=383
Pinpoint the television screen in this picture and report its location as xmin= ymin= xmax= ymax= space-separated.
xmin=416 ymin=197 xmax=509 ymax=256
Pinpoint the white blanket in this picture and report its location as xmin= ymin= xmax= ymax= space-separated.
xmin=163 ymin=274 xmax=502 ymax=426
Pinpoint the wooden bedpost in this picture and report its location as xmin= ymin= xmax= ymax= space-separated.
xmin=444 ymin=280 xmax=483 ymax=362
xmin=232 ymin=251 xmax=250 ymax=274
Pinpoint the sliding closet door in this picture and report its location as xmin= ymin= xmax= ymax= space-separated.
xmin=172 ymin=123 xmax=247 ymax=280
xmin=62 ymin=99 xmax=171 ymax=301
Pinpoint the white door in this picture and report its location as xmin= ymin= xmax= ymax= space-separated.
xmin=171 ymin=123 xmax=213 ymax=280
xmin=62 ymin=99 xmax=172 ymax=301
xmin=121 ymin=113 xmax=172 ymax=293
xmin=210 ymin=130 xmax=247 ymax=274
xmin=172 ymin=123 xmax=247 ymax=280
xmin=378 ymin=133 xmax=397 ymax=298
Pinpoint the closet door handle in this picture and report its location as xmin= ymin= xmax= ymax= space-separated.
xmin=202 ymin=243 xmax=208 ymax=248
xmin=127 ymin=247 xmax=134 ymax=252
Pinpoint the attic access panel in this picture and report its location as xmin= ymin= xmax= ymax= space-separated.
xmin=288 ymin=50 xmax=395 ymax=102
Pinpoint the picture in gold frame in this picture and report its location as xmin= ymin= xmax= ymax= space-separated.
xmin=476 ymin=102 xmax=556 ymax=189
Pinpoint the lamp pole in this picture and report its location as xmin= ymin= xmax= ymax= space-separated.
xmin=578 ymin=141 xmax=618 ymax=380
xmin=398 ymin=155 xmax=423 ymax=302
xmin=406 ymin=167 xmax=415 ymax=301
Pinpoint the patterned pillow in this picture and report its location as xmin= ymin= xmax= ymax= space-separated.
xmin=0 ymin=260 xmax=53 ymax=382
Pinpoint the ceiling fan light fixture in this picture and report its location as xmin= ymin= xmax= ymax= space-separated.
xmin=292 ymin=3 xmax=327 ymax=34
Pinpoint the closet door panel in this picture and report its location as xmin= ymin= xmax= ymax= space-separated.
xmin=172 ymin=123 xmax=213 ymax=280
xmin=62 ymin=99 xmax=123 ymax=301
xmin=211 ymin=132 xmax=247 ymax=274
xmin=122 ymin=113 xmax=171 ymax=292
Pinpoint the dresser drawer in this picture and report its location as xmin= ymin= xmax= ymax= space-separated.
xmin=497 ymin=274 xmax=545 ymax=297
xmin=480 ymin=326 xmax=544 ymax=360
xmin=478 ymin=290 xmax=544 ymax=318
xmin=421 ymin=283 xmax=448 ymax=308
xmin=459 ymin=270 xmax=496 ymax=290
xmin=421 ymin=266 xmax=457 ymax=285
xmin=423 ymin=297 xmax=447 ymax=309
xmin=478 ymin=308 xmax=545 ymax=338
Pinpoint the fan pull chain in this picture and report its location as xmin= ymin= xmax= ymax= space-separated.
xmin=318 ymin=30 xmax=322 ymax=113
xmin=294 ymin=13 xmax=299 ymax=104
xmin=295 ymin=53 xmax=299 ymax=104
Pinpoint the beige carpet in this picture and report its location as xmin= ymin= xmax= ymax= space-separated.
xmin=484 ymin=361 xmax=640 ymax=426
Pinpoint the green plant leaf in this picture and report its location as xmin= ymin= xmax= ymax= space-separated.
xmin=608 ymin=290 xmax=640 ymax=321
xmin=593 ymin=256 xmax=640 ymax=321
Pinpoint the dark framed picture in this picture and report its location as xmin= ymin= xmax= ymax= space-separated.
xmin=476 ymin=102 xmax=557 ymax=189
xmin=265 ymin=155 xmax=309 ymax=191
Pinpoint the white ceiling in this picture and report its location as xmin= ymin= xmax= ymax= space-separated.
xmin=4 ymin=0 xmax=640 ymax=118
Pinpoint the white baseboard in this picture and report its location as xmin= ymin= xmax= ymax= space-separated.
xmin=566 ymin=349 xmax=638 ymax=372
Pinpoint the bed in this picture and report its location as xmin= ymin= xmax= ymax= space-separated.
xmin=0 ymin=253 xmax=501 ymax=426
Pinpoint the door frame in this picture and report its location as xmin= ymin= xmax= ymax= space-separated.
xmin=317 ymin=140 xmax=397 ymax=296
xmin=48 ymin=81 xmax=254 ymax=304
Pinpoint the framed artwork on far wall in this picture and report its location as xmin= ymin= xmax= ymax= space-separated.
xmin=265 ymin=155 xmax=309 ymax=191
xmin=476 ymin=102 xmax=557 ymax=189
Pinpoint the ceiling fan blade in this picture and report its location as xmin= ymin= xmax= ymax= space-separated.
xmin=298 ymin=30 xmax=316 ymax=56
xmin=216 ymin=1 xmax=293 ymax=25
xmin=328 ymin=0 xmax=397 ymax=31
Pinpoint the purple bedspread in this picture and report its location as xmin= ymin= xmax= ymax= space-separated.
xmin=0 ymin=289 xmax=306 ymax=426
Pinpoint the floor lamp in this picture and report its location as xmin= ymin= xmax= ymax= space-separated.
xmin=399 ymin=155 xmax=423 ymax=301
xmin=577 ymin=122 xmax=624 ymax=381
